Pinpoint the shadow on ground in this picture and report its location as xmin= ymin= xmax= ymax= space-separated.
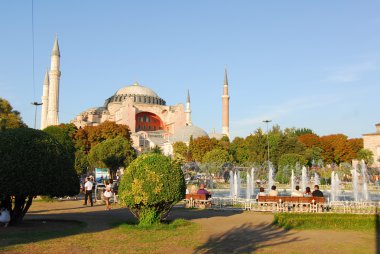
xmin=193 ymin=222 xmax=304 ymax=254
xmin=0 ymin=201 xmax=242 ymax=249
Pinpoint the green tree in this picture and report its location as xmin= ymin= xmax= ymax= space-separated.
xmin=88 ymin=136 xmax=136 ymax=177
xmin=0 ymin=98 xmax=27 ymax=129
xmin=74 ymin=121 xmax=133 ymax=153
xmin=189 ymin=136 xmax=213 ymax=162
xmin=173 ymin=141 xmax=189 ymax=160
xmin=294 ymin=128 xmax=314 ymax=136
xmin=304 ymin=147 xmax=324 ymax=166
xmin=43 ymin=125 xmax=75 ymax=161
xmin=202 ymin=148 xmax=232 ymax=174
xmin=74 ymin=149 xmax=89 ymax=175
xmin=148 ymin=145 xmax=162 ymax=154
xmin=0 ymin=128 xmax=79 ymax=225
xmin=230 ymin=137 xmax=249 ymax=164
xmin=118 ymin=154 xmax=185 ymax=225
xmin=245 ymin=129 xmax=267 ymax=164
xmin=276 ymin=153 xmax=307 ymax=183
xmin=357 ymin=148 xmax=374 ymax=165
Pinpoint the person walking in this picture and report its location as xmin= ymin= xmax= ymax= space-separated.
xmin=104 ymin=180 xmax=112 ymax=210
xmin=83 ymin=177 xmax=94 ymax=206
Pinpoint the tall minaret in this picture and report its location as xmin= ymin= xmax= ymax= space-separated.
xmin=222 ymin=68 xmax=230 ymax=137
xmin=185 ymin=89 xmax=192 ymax=126
xmin=40 ymin=70 xmax=49 ymax=129
xmin=46 ymin=35 xmax=61 ymax=126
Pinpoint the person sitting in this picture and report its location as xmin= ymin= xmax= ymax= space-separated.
xmin=256 ymin=187 xmax=266 ymax=200
xmin=268 ymin=185 xmax=278 ymax=196
xmin=0 ymin=208 xmax=10 ymax=227
xmin=291 ymin=186 xmax=303 ymax=197
xmin=197 ymin=183 xmax=211 ymax=199
xmin=312 ymin=185 xmax=324 ymax=197
xmin=304 ymin=187 xmax=312 ymax=197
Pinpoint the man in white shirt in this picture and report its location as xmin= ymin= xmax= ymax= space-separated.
xmin=291 ymin=186 xmax=303 ymax=197
xmin=268 ymin=185 xmax=278 ymax=196
xmin=83 ymin=177 xmax=94 ymax=206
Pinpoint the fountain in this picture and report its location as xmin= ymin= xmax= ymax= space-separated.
xmin=330 ymin=171 xmax=341 ymax=202
xmin=236 ymin=170 xmax=241 ymax=198
xmin=351 ymin=168 xmax=359 ymax=201
xmin=245 ymin=167 xmax=255 ymax=199
xmin=301 ymin=166 xmax=308 ymax=192
xmin=267 ymin=163 xmax=274 ymax=193
xmin=246 ymin=170 xmax=251 ymax=199
xmin=314 ymin=172 xmax=320 ymax=186
xmin=229 ymin=170 xmax=234 ymax=197
xmin=290 ymin=170 xmax=295 ymax=193
xmin=360 ymin=161 xmax=369 ymax=201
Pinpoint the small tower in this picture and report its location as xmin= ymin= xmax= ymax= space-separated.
xmin=185 ymin=89 xmax=192 ymax=126
xmin=46 ymin=35 xmax=61 ymax=126
xmin=40 ymin=70 xmax=49 ymax=129
xmin=222 ymin=68 xmax=230 ymax=137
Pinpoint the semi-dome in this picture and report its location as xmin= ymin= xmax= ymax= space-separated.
xmin=115 ymin=82 xmax=158 ymax=97
xmin=170 ymin=125 xmax=209 ymax=144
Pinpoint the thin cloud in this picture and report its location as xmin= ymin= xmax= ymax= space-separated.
xmin=326 ymin=61 xmax=377 ymax=83
xmin=230 ymin=95 xmax=339 ymax=137
xmin=232 ymin=96 xmax=338 ymax=127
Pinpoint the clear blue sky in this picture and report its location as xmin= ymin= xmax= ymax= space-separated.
xmin=1 ymin=1 xmax=379 ymax=139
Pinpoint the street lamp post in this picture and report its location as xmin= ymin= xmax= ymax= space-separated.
xmin=31 ymin=102 xmax=43 ymax=129
xmin=263 ymin=120 xmax=272 ymax=162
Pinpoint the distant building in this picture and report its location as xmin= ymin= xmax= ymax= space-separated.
xmin=41 ymin=36 xmax=231 ymax=154
xmin=363 ymin=123 xmax=380 ymax=167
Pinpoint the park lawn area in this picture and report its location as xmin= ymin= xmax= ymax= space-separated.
xmin=0 ymin=219 xmax=200 ymax=254
xmin=274 ymin=213 xmax=380 ymax=231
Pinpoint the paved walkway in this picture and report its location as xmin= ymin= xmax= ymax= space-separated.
xmin=12 ymin=199 xmax=378 ymax=253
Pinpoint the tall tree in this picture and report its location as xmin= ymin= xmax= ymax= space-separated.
xmin=74 ymin=121 xmax=133 ymax=153
xmin=189 ymin=136 xmax=214 ymax=162
xmin=0 ymin=128 xmax=79 ymax=225
xmin=0 ymin=98 xmax=27 ymax=129
xmin=88 ymin=136 xmax=136 ymax=176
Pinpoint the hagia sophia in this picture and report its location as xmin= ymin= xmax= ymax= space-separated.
xmin=39 ymin=36 xmax=380 ymax=166
xmin=40 ymin=37 xmax=230 ymax=155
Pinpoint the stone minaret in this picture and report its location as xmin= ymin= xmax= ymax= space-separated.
xmin=40 ymin=70 xmax=49 ymax=129
xmin=222 ymin=68 xmax=230 ymax=137
xmin=46 ymin=36 xmax=61 ymax=126
xmin=185 ymin=89 xmax=192 ymax=126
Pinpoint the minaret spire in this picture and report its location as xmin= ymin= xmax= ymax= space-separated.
xmin=185 ymin=89 xmax=192 ymax=126
xmin=222 ymin=68 xmax=230 ymax=137
xmin=46 ymin=35 xmax=61 ymax=126
xmin=40 ymin=69 xmax=49 ymax=129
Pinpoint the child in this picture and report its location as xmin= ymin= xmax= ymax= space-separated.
xmin=0 ymin=208 xmax=11 ymax=227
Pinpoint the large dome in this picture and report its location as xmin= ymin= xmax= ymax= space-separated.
xmin=115 ymin=82 xmax=158 ymax=97
xmin=170 ymin=125 xmax=209 ymax=144
xmin=104 ymin=81 xmax=166 ymax=106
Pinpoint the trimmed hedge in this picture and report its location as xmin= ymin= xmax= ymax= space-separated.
xmin=119 ymin=153 xmax=186 ymax=225
xmin=0 ymin=128 xmax=79 ymax=224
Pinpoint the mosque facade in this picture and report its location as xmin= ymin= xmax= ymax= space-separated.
xmin=41 ymin=37 xmax=230 ymax=154
xmin=363 ymin=123 xmax=380 ymax=168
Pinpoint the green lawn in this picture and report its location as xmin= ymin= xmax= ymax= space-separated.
xmin=273 ymin=213 xmax=380 ymax=231
xmin=0 ymin=219 xmax=199 ymax=254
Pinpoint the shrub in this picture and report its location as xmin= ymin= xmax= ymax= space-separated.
xmin=119 ymin=153 xmax=185 ymax=225
xmin=0 ymin=128 xmax=79 ymax=225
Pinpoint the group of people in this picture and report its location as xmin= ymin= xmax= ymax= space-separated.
xmin=186 ymin=183 xmax=211 ymax=199
xmin=83 ymin=177 xmax=119 ymax=210
xmin=256 ymin=184 xmax=324 ymax=199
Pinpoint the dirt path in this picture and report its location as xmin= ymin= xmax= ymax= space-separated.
xmin=2 ymin=199 xmax=378 ymax=254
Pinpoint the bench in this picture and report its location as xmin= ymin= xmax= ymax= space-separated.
xmin=257 ymin=196 xmax=325 ymax=213
xmin=184 ymin=194 xmax=212 ymax=209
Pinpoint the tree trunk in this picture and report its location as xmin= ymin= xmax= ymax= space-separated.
xmin=9 ymin=195 xmax=26 ymax=225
